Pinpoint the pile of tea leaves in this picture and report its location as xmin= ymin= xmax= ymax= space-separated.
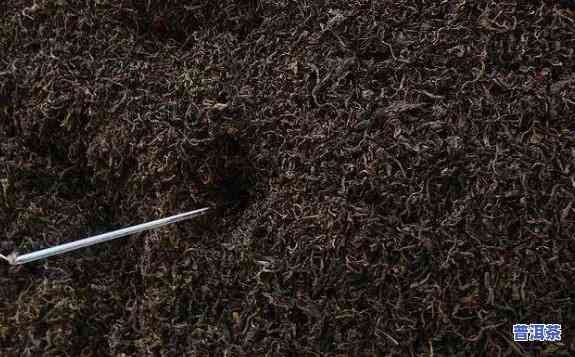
xmin=1 ymin=1 xmax=574 ymax=356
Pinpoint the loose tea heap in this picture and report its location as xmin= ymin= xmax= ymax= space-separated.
xmin=0 ymin=0 xmax=574 ymax=355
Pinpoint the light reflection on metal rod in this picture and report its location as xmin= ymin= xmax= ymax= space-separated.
xmin=1 ymin=207 xmax=210 ymax=265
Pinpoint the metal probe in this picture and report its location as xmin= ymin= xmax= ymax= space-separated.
xmin=0 ymin=207 xmax=210 ymax=265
